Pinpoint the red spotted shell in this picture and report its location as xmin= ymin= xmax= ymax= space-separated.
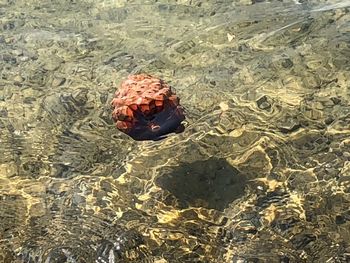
xmin=111 ymin=74 xmax=185 ymax=140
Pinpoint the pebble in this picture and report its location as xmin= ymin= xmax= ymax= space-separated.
xmin=324 ymin=116 xmax=334 ymax=125
xmin=2 ymin=54 xmax=17 ymax=64
xmin=256 ymin=95 xmax=272 ymax=110
xmin=52 ymin=77 xmax=66 ymax=87
xmin=303 ymin=108 xmax=322 ymax=120
xmin=12 ymin=49 xmax=23 ymax=56
xmin=18 ymin=56 xmax=30 ymax=62
xmin=282 ymin=58 xmax=294 ymax=69
xmin=43 ymin=61 xmax=61 ymax=71
xmin=13 ymin=75 xmax=24 ymax=84
xmin=330 ymin=97 xmax=341 ymax=105
xmin=0 ymin=108 xmax=8 ymax=117
xmin=87 ymin=37 xmax=99 ymax=44
xmin=278 ymin=117 xmax=301 ymax=133
xmin=42 ymin=56 xmax=64 ymax=71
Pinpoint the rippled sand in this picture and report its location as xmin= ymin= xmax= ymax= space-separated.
xmin=0 ymin=0 xmax=350 ymax=262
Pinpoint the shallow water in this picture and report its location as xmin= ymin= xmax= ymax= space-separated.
xmin=0 ymin=0 xmax=350 ymax=262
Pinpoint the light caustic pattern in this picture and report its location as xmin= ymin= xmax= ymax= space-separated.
xmin=0 ymin=0 xmax=350 ymax=262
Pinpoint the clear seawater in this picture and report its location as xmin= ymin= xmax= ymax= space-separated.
xmin=0 ymin=0 xmax=350 ymax=262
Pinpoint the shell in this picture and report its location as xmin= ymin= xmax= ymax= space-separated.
xmin=111 ymin=74 xmax=185 ymax=140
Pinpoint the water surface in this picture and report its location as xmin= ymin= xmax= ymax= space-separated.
xmin=1 ymin=0 xmax=350 ymax=262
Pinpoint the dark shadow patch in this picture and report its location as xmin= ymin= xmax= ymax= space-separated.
xmin=156 ymin=157 xmax=247 ymax=211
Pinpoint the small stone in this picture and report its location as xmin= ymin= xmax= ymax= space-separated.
xmin=324 ymin=116 xmax=334 ymax=125
xmin=343 ymin=152 xmax=350 ymax=159
xmin=304 ymin=75 xmax=321 ymax=89
xmin=13 ymin=75 xmax=24 ymax=85
xmin=72 ymin=89 xmax=88 ymax=106
xmin=18 ymin=56 xmax=30 ymax=62
xmin=227 ymin=33 xmax=235 ymax=42
xmin=256 ymin=95 xmax=272 ymax=110
xmin=3 ymin=21 xmax=15 ymax=30
xmin=87 ymin=37 xmax=99 ymax=44
xmin=175 ymin=40 xmax=196 ymax=54
xmin=278 ymin=116 xmax=301 ymax=133
xmin=2 ymin=54 xmax=16 ymax=64
xmin=332 ymin=58 xmax=347 ymax=68
xmin=0 ymin=108 xmax=8 ymax=117
xmin=52 ymin=77 xmax=66 ymax=87
xmin=25 ymin=51 xmax=38 ymax=60
xmin=23 ymin=97 xmax=36 ymax=104
xmin=4 ymin=37 xmax=14 ymax=44
xmin=330 ymin=97 xmax=341 ymax=105
xmin=43 ymin=60 xmax=62 ymax=71
xmin=72 ymin=193 xmax=86 ymax=205
xmin=303 ymin=108 xmax=322 ymax=120
xmin=282 ymin=58 xmax=293 ymax=69
xmin=335 ymin=215 xmax=346 ymax=225
xmin=12 ymin=49 xmax=23 ymax=56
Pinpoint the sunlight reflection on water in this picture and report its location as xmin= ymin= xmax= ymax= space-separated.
xmin=0 ymin=0 xmax=350 ymax=262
